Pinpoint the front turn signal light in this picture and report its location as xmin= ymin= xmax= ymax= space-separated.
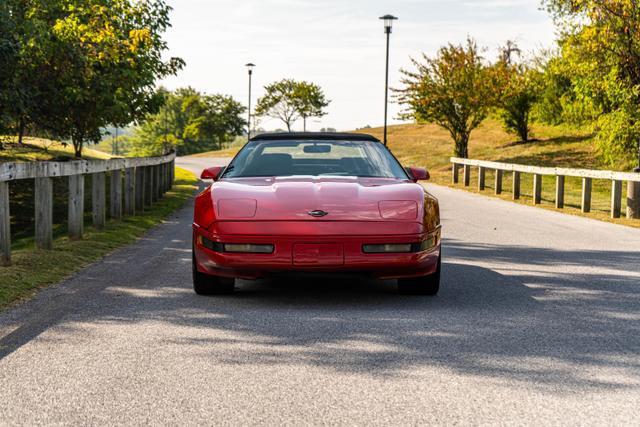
xmin=223 ymin=244 xmax=274 ymax=254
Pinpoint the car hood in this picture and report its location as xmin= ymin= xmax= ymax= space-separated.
xmin=210 ymin=177 xmax=426 ymax=222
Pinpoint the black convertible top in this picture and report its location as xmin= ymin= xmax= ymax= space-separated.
xmin=250 ymin=132 xmax=380 ymax=143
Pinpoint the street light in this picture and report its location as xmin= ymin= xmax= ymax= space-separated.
xmin=379 ymin=14 xmax=397 ymax=147
xmin=246 ymin=63 xmax=255 ymax=139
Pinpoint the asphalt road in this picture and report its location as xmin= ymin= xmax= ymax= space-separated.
xmin=1 ymin=156 xmax=639 ymax=425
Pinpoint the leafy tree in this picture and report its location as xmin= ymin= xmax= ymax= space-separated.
xmin=493 ymin=44 xmax=541 ymax=142
xmin=255 ymin=80 xmax=300 ymax=132
xmin=294 ymin=81 xmax=330 ymax=131
xmin=397 ymin=38 xmax=495 ymax=158
xmin=129 ymin=88 xmax=245 ymax=156
xmin=0 ymin=3 xmax=15 ymax=149
xmin=497 ymin=64 xmax=540 ymax=142
xmin=255 ymin=79 xmax=330 ymax=131
xmin=0 ymin=0 xmax=47 ymax=146
xmin=532 ymin=50 xmax=575 ymax=125
xmin=46 ymin=0 xmax=184 ymax=157
xmin=544 ymin=0 xmax=640 ymax=167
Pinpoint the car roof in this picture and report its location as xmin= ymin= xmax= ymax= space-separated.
xmin=249 ymin=132 xmax=380 ymax=143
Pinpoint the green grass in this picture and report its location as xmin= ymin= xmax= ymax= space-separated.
xmin=0 ymin=137 xmax=112 ymax=161
xmin=0 ymin=167 xmax=198 ymax=310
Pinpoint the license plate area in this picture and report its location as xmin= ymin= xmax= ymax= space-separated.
xmin=293 ymin=243 xmax=344 ymax=266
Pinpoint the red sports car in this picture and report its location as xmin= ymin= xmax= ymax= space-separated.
xmin=192 ymin=132 xmax=441 ymax=295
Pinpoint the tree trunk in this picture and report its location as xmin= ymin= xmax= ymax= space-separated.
xmin=72 ymin=137 xmax=83 ymax=158
xmin=17 ymin=118 xmax=25 ymax=145
xmin=285 ymin=121 xmax=291 ymax=132
xmin=519 ymin=112 xmax=529 ymax=142
xmin=455 ymin=133 xmax=470 ymax=158
xmin=303 ymin=116 xmax=307 ymax=132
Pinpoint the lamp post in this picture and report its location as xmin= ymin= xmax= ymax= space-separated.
xmin=246 ymin=63 xmax=255 ymax=139
xmin=379 ymin=14 xmax=397 ymax=147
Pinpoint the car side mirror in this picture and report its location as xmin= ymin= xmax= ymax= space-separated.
xmin=200 ymin=166 xmax=225 ymax=181
xmin=406 ymin=167 xmax=429 ymax=182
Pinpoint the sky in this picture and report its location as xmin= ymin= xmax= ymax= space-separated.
xmin=160 ymin=0 xmax=558 ymax=132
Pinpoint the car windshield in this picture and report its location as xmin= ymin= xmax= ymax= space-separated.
xmin=222 ymin=139 xmax=409 ymax=179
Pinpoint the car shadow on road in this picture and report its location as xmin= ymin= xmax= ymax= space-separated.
xmin=1 ymin=232 xmax=639 ymax=394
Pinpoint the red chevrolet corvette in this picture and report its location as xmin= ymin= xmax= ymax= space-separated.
xmin=192 ymin=132 xmax=441 ymax=295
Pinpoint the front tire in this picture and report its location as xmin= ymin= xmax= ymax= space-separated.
xmin=397 ymin=255 xmax=441 ymax=296
xmin=192 ymin=252 xmax=235 ymax=295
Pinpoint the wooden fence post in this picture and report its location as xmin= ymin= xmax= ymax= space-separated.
xmin=628 ymin=172 xmax=640 ymax=219
xmin=124 ymin=168 xmax=136 ymax=216
xmin=611 ymin=180 xmax=622 ymax=219
xmin=495 ymin=170 xmax=503 ymax=195
xmin=135 ymin=167 xmax=145 ymax=212
xmin=555 ymin=175 xmax=565 ymax=209
xmin=513 ymin=172 xmax=521 ymax=200
xmin=533 ymin=174 xmax=542 ymax=205
xmin=146 ymin=166 xmax=155 ymax=205
xmin=0 ymin=181 xmax=10 ymax=266
xmin=165 ymin=162 xmax=172 ymax=191
xmin=92 ymin=172 xmax=106 ymax=229
xmin=110 ymin=169 xmax=122 ymax=220
xmin=478 ymin=167 xmax=486 ymax=191
xmin=581 ymin=177 xmax=592 ymax=213
xmin=35 ymin=177 xmax=53 ymax=250
xmin=463 ymin=165 xmax=471 ymax=187
xmin=162 ymin=163 xmax=168 ymax=193
xmin=171 ymin=160 xmax=175 ymax=186
xmin=68 ymin=174 xmax=84 ymax=239
xmin=452 ymin=164 xmax=459 ymax=184
xmin=156 ymin=165 xmax=162 ymax=199
xmin=150 ymin=165 xmax=158 ymax=203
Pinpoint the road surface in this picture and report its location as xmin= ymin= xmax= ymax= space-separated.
xmin=0 ymin=156 xmax=639 ymax=425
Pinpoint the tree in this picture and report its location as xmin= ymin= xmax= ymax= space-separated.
xmin=129 ymin=88 xmax=245 ymax=156
xmin=494 ymin=43 xmax=541 ymax=142
xmin=397 ymin=38 xmax=495 ymax=158
xmin=255 ymin=79 xmax=330 ymax=131
xmin=46 ymin=0 xmax=184 ymax=157
xmin=0 ymin=3 xmax=15 ymax=149
xmin=293 ymin=81 xmax=330 ymax=131
xmin=544 ymin=0 xmax=640 ymax=167
xmin=0 ymin=0 xmax=46 ymax=146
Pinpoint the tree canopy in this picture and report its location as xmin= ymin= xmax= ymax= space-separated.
xmin=0 ymin=0 xmax=183 ymax=157
xmin=255 ymin=79 xmax=330 ymax=132
xmin=128 ymin=88 xmax=246 ymax=156
xmin=493 ymin=43 xmax=542 ymax=143
xmin=398 ymin=38 xmax=495 ymax=158
xmin=544 ymin=0 xmax=640 ymax=167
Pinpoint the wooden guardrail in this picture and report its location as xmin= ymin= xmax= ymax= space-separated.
xmin=0 ymin=152 xmax=176 ymax=266
xmin=450 ymin=157 xmax=640 ymax=220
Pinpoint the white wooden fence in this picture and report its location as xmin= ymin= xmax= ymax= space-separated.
xmin=0 ymin=152 xmax=176 ymax=266
xmin=450 ymin=157 xmax=640 ymax=220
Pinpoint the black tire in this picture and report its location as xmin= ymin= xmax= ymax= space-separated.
xmin=397 ymin=255 xmax=441 ymax=296
xmin=192 ymin=253 xmax=235 ymax=295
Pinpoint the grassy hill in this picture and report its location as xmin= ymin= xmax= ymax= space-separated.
xmin=355 ymin=120 xmax=609 ymax=183
xmin=190 ymin=119 xmax=638 ymax=227
xmin=0 ymin=138 xmax=112 ymax=162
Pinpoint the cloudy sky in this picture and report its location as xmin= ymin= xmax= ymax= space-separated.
xmin=160 ymin=0 xmax=557 ymax=131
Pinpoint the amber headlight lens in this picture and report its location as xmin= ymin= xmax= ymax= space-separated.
xmin=362 ymin=244 xmax=413 ymax=253
xmin=223 ymin=244 xmax=274 ymax=254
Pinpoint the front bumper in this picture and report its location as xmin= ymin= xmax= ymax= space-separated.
xmin=193 ymin=221 xmax=441 ymax=280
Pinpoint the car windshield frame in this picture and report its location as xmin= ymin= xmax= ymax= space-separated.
xmin=221 ymin=139 xmax=410 ymax=180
